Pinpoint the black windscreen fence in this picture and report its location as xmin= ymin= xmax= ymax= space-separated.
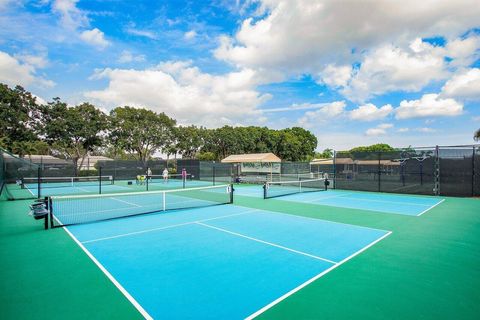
xmin=1 ymin=144 xmax=478 ymax=200
xmin=333 ymin=145 xmax=479 ymax=197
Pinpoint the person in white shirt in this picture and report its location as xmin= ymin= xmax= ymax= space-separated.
xmin=162 ymin=168 xmax=169 ymax=183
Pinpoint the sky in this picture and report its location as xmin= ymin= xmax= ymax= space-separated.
xmin=0 ymin=0 xmax=479 ymax=151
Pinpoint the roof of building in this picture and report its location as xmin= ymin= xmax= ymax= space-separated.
xmin=221 ymin=153 xmax=282 ymax=163
xmin=310 ymin=158 xmax=400 ymax=165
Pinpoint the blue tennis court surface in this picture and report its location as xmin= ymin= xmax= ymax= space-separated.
xmin=234 ymin=186 xmax=444 ymax=216
xmin=25 ymin=179 xmax=214 ymax=197
xmin=66 ymin=204 xmax=390 ymax=319
xmin=25 ymin=184 xmax=131 ymax=196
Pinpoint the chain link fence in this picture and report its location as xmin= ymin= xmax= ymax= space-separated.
xmin=332 ymin=145 xmax=479 ymax=197
xmin=1 ymin=144 xmax=478 ymax=200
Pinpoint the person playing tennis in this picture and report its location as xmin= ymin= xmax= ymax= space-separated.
xmin=146 ymin=167 xmax=152 ymax=182
xmin=162 ymin=167 xmax=169 ymax=183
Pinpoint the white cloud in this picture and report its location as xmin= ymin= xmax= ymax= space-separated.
xmin=398 ymin=128 xmax=410 ymax=133
xmin=365 ymin=123 xmax=393 ymax=136
xmin=117 ymin=50 xmax=146 ymax=63
xmin=184 ymin=30 xmax=197 ymax=40
xmin=32 ymin=94 xmax=47 ymax=105
xmin=52 ymin=0 xmax=89 ymax=30
xmin=84 ymin=61 xmax=271 ymax=126
xmin=341 ymin=41 xmax=446 ymax=102
xmin=319 ymin=64 xmax=352 ymax=88
xmin=396 ymin=93 xmax=463 ymax=119
xmin=262 ymin=102 xmax=344 ymax=113
xmin=349 ymin=103 xmax=393 ymax=121
xmin=297 ymin=101 xmax=346 ymax=128
xmin=415 ymin=127 xmax=436 ymax=133
xmin=444 ymin=35 xmax=480 ymax=67
xmin=0 ymin=51 xmax=55 ymax=88
xmin=125 ymin=27 xmax=157 ymax=39
xmin=15 ymin=53 xmax=49 ymax=68
xmin=215 ymin=0 xmax=480 ymax=73
xmin=442 ymin=68 xmax=480 ymax=100
xmin=80 ymin=28 xmax=110 ymax=49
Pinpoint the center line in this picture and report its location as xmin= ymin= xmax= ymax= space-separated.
xmin=196 ymin=222 xmax=337 ymax=265
xmin=81 ymin=209 xmax=260 ymax=244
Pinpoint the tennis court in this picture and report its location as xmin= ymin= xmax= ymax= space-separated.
xmin=234 ymin=184 xmax=444 ymax=216
xmin=63 ymin=203 xmax=389 ymax=319
xmin=2 ymin=182 xmax=479 ymax=319
xmin=20 ymin=175 xmax=215 ymax=197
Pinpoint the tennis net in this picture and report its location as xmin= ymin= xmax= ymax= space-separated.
xmin=22 ymin=176 xmax=113 ymax=189
xmin=263 ymin=178 xmax=327 ymax=199
xmin=147 ymin=173 xmax=192 ymax=183
xmin=48 ymin=184 xmax=233 ymax=227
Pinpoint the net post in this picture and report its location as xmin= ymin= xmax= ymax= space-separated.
xmin=213 ymin=165 xmax=216 ymax=186
xmin=37 ymin=167 xmax=41 ymax=199
xmin=263 ymin=183 xmax=267 ymax=199
xmin=99 ymin=166 xmax=102 ymax=194
xmin=162 ymin=192 xmax=166 ymax=211
xmin=229 ymin=184 xmax=234 ymax=203
xmin=48 ymin=197 xmax=54 ymax=229
xmin=146 ymin=172 xmax=149 ymax=191
xmin=43 ymin=197 xmax=49 ymax=230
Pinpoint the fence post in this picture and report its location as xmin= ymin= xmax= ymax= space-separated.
xmin=333 ymin=150 xmax=336 ymax=189
xmin=99 ymin=166 xmax=102 ymax=194
xmin=213 ymin=164 xmax=216 ymax=186
xmin=377 ymin=152 xmax=381 ymax=192
xmin=472 ymin=146 xmax=475 ymax=197
xmin=37 ymin=167 xmax=42 ymax=199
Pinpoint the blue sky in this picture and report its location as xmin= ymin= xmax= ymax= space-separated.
xmin=0 ymin=0 xmax=479 ymax=150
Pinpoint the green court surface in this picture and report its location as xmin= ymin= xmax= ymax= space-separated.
xmin=1 ymin=186 xmax=479 ymax=319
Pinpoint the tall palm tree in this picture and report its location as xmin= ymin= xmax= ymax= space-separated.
xmin=475 ymin=128 xmax=480 ymax=141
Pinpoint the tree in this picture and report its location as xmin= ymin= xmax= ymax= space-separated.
xmin=475 ymin=128 xmax=480 ymax=141
xmin=0 ymin=84 xmax=43 ymax=156
xmin=315 ymin=148 xmax=333 ymax=159
xmin=349 ymin=143 xmax=395 ymax=153
xmin=175 ymin=125 xmax=205 ymax=158
xmin=286 ymin=127 xmax=317 ymax=160
xmin=202 ymin=126 xmax=241 ymax=160
xmin=108 ymin=106 xmax=176 ymax=167
xmin=275 ymin=130 xmax=303 ymax=161
xmin=196 ymin=151 xmax=216 ymax=161
xmin=40 ymin=99 xmax=108 ymax=174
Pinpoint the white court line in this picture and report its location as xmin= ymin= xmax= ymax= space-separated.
xmin=301 ymin=193 xmax=354 ymax=203
xmin=245 ymin=230 xmax=393 ymax=320
xmin=61 ymin=226 xmax=153 ymax=320
xmin=76 ymin=187 xmax=91 ymax=192
xmin=110 ymin=197 xmax=142 ymax=207
xmin=82 ymin=209 xmax=260 ymax=244
xmin=417 ymin=198 xmax=445 ymax=216
xmin=25 ymin=186 xmax=35 ymax=196
xmin=235 ymin=204 xmax=390 ymax=234
xmin=337 ymin=196 xmax=433 ymax=207
xmin=306 ymin=195 xmax=433 ymax=207
xmin=196 ymin=222 xmax=337 ymax=265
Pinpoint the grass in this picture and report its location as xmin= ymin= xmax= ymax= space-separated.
xmin=1 ymin=186 xmax=479 ymax=319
